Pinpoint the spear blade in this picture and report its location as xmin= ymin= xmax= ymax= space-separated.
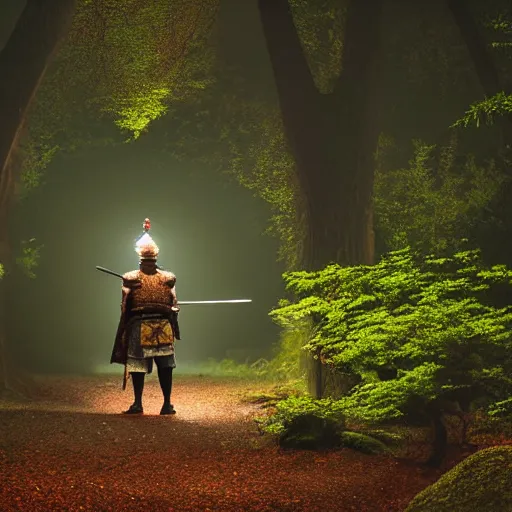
xmin=177 ymin=299 xmax=252 ymax=305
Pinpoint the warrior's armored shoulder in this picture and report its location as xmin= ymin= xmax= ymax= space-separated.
xmin=122 ymin=270 xmax=140 ymax=288
xmin=158 ymin=269 xmax=176 ymax=287
xmin=123 ymin=270 xmax=140 ymax=280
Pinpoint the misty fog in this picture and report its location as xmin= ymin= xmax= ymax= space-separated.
xmin=8 ymin=142 xmax=285 ymax=374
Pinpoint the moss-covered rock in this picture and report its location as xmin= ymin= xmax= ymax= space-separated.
xmin=279 ymin=413 xmax=343 ymax=450
xmin=358 ymin=428 xmax=404 ymax=447
xmin=339 ymin=431 xmax=390 ymax=455
xmin=405 ymin=446 xmax=512 ymax=512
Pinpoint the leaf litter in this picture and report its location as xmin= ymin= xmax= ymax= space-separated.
xmin=0 ymin=374 xmax=451 ymax=511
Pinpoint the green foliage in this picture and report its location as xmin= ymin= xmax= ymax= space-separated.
xmin=374 ymin=137 xmax=505 ymax=254
xmin=16 ymin=142 xmax=60 ymax=200
xmin=225 ymin=106 xmax=305 ymax=269
xmin=453 ymin=91 xmax=512 ymax=128
xmin=468 ymin=410 xmax=512 ymax=447
xmin=271 ymin=247 xmax=512 ymax=424
xmin=112 ymin=87 xmax=172 ymax=140
xmin=278 ymin=412 xmax=343 ymax=450
xmin=15 ymin=239 xmax=43 ymax=279
xmin=355 ymin=428 xmax=404 ymax=446
xmin=338 ymin=431 xmax=389 ymax=454
xmin=258 ymin=395 xmax=395 ymax=453
xmin=60 ymin=0 xmax=218 ymax=139
xmin=242 ymin=383 xmax=305 ymax=407
xmin=179 ymin=358 xmax=268 ymax=379
xmin=259 ymin=395 xmax=345 ymax=436
xmin=453 ymin=7 xmax=512 ymax=129
xmin=19 ymin=0 xmax=218 ymax=198
xmin=289 ymin=0 xmax=345 ymax=93
xmin=261 ymin=318 xmax=313 ymax=382
xmin=487 ymin=396 xmax=512 ymax=418
xmin=405 ymin=446 xmax=512 ymax=512
xmin=172 ymin=90 xmax=306 ymax=269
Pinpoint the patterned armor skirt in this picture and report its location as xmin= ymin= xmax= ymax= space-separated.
xmin=125 ymin=313 xmax=176 ymax=374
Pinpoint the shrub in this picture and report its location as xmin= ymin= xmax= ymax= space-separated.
xmin=270 ymin=247 xmax=512 ymax=464
xmin=271 ymin=247 xmax=512 ymax=424
xmin=259 ymin=395 xmax=344 ymax=436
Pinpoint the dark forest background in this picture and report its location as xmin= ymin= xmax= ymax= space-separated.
xmin=1 ymin=0 xmax=512 ymax=388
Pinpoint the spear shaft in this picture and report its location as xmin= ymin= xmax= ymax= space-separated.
xmin=96 ymin=266 xmax=123 ymax=279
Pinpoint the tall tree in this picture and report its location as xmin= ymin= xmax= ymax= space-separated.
xmin=0 ymin=0 xmax=77 ymax=396
xmin=258 ymin=0 xmax=383 ymax=269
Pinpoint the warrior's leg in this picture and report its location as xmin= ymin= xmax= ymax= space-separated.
xmin=123 ymin=371 xmax=145 ymax=414
xmin=156 ymin=359 xmax=175 ymax=415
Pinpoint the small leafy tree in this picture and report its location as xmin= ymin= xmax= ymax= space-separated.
xmin=270 ymin=247 xmax=512 ymax=465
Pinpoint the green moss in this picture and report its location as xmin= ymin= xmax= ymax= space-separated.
xmin=242 ymin=385 xmax=304 ymax=407
xmin=357 ymin=428 xmax=404 ymax=447
xmin=279 ymin=413 xmax=343 ymax=450
xmin=339 ymin=431 xmax=390 ymax=455
xmin=405 ymin=446 xmax=512 ymax=512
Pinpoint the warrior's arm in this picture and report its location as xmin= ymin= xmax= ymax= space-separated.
xmin=165 ymin=274 xmax=179 ymax=311
xmin=171 ymin=286 xmax=179 ymax=310
xmin=166 ymin=278 xmax=181 ymax=340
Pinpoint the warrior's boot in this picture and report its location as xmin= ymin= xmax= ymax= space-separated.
xmin=158 ymin=367 xmax=176 ymax=415
xmin=124 ymin=371 xmax=145 ymax=414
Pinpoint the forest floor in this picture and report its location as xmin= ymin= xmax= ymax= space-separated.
xmin=0 ymin=374 xmax=469 ymax=512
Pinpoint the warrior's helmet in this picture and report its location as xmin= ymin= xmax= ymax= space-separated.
xmin=135 ymin=218 xmax=159 ymax=261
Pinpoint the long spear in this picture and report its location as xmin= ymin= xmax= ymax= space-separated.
xmin=95 ymin=266 xmax=252 ymax=305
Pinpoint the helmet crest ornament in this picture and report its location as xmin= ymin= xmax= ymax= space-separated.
xmin=135 ymin=217 xmax=159 ymax=260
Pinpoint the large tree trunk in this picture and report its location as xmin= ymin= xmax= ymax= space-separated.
xmin=259 ymin=0 xmax=382 ymax=269
xmin=0 ymin=0 xmax=76 ymax=395
xmin=259 ymin=0 xmax=382 ymax=397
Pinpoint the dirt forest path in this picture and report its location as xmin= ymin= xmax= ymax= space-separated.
xmin=0 ymin=374 xmax=440 ymax=511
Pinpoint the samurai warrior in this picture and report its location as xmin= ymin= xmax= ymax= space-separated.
xmin=110 ymin=219 xmax=180 ymax=415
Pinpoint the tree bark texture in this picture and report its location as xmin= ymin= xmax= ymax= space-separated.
xmin=259 ymin=0 xmax=383 ymax=269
